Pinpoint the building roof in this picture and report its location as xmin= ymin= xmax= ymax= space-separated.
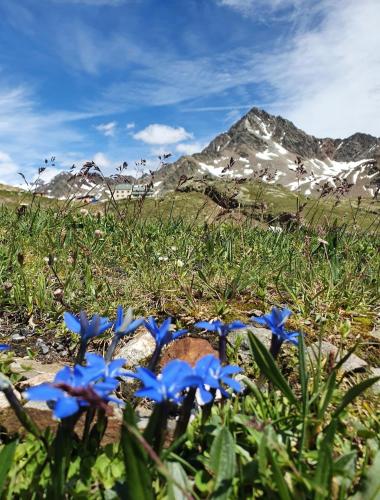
xmin=115 ymin=183 xmax=133 ymax=190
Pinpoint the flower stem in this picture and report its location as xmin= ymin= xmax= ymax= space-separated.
xmin=219 ymin=335 xmax=227 ymax=364
xmin=75 ymin=340 xmax=88 ymax=365
xmin=0 ymin=374 xmax=41 ymax=440
xmin=174 ymin=388 xmax=196 ymax=439
xmin=105 ymin=335 xmax=120 ymax=362
xmin=148 ymin=346 xmax=161 ymax=372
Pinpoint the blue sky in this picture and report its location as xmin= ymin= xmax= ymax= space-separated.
xmin=0 ymin=0 xmax=379 ymax=185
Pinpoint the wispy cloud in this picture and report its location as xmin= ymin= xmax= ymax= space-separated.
xmin=259 ymin=0 xmax=380 ymax=137
xmin=96 ymin=121 xmax=117 ymax=136
xmin=0 ymin=82 xmax=109 ymax=184
xmin=52 ymin=0 xmax=128 ymax=5
xmin=216 ymin=0 xmax=307 ymax=17
xmin=133 ymin=124 xmax=193 ymax=145
xmin=0 ymin=151 xmax=19 ymax=185
xmin=176 ymin=142 xmax=205 ymax=155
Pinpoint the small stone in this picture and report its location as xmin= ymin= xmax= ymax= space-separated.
xmin=370 ymin=368 xmax=380 ymax=395
xmin=160 ymin=337 xmax=218 ymax=368
xmin=369 ymin=328 xmax=380 ymax=342
xmin=11 ymin=333 xmax=25 ymax=342
xmin=251 ymin=309 xmax=263 ymax=317
xmin=118 ymin=331 xmax=156 ymax=368
xmin=40 ymin=344 xmax=50 ymax=355
xmin=0 ymin=390 xmax=21 ymax=410
xmin=307 ymin=341 xmax=368 ymax=374
xmin=9 ymin=358 xmax=64 ymax=377
xmin=230 ymin=327 xmax=272 ymax=351
xmin=19 ymin=372 xmax=56 ymax=390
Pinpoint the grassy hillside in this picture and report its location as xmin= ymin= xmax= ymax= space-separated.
xmin=0 ymin=195 xmax=379 ymax=497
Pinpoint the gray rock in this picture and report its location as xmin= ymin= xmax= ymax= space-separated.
xmin=230 ymin=326 xmax=272 ymax=352
xmin=0 ymin=389 xmax=21 ymax=410
xmin=117 ymin=331 xmax=156 ymax=368
xmin=11 ymin=333 xmax=25 ymax=342
xmin=370 ymin=368 xmax=380 ymax=395
xmin=307 ymin=341 xmax=368 ymax=374
xmin=39 ymin=343 xmax=50 ymax=355
xmin=369 ymin=328 xmax=380 ymax=342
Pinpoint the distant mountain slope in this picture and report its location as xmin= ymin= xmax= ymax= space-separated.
xmin=38 ymin=107 xmax=380 ymax=200
xmin=151 ymin=107 xmax=380 ymax=198
xmin=34 ymin=172 xmax=135 ymax=200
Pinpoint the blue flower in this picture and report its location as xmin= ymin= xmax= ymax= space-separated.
xmin=78 ymin=352 xmax=127 ymax=380
xmin=0 ymin=344 xmax=10 ymax=352
xmin=250 ymin=307 xmax=299 ymax=345
xmin=126 ymin=360 xmax=201 ymax=405
xmin=144 ymin=317 xmax=187 ymax=348
xmin=114 ymin=305 xmax=144 ymax=337
xmin=64 ymin=311 xmax=113 ymax=342
xmin=194 ymin=319 xmax=246 ymax=338
xmin=194 ymin=354 xmax=242 ymax=403
xmin=25 ymin=355 xmax=124 ymax=419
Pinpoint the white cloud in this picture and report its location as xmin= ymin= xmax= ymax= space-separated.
xmin=93 ymin=152 xmax=113 ymax=169
xmin=0 ymin=82 xmax=111 ymax=185
xmin=133 ymin=124 xmax=193 ymax=145
xmin=96 ymin=121 xmax=117 ymax=137
xmin=260 ymin=0 xmax=380 ymax=137
xmin=216 ymin=0 xmax=304 ymax=16
xmin=126 ymin=122 xmax=135 ymax=129
xmin=33 ymin=167 xmax=64 ymax=185
xmin=0 ymin=151 xmax=19 ymax=185
xmin=176 ymin=142 xmax=205 ymax=155
xmin=53 ymin=0 xmax=127 ymax=5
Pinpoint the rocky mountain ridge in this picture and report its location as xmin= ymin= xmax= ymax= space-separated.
xmin=34 ymin=107 xmax=380 ymax=200
xmin=151 ymin=107 xmax=380 ymax=198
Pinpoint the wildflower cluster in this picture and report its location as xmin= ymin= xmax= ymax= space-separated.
xmin=251 ymin=307 xmax=299 ymax=358
xmin=25 ymin=353 xmax=126 ymax=419
xmin=126 ymin=354 xmax=242 ymax=406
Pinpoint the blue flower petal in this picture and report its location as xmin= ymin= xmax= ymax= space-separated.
xmin=228 ymin=320 xmax=246 ymax=330
xmin=54 ymin=397 xmax=80 ymax=419
xmin=125 ymin=318 xmax=144 ymax=334
xmin=135 ymin=387 xmax=164 ymax=402
xmin=171 ymin=329 xmax=188 ymax=341
xmin=250 ymin=316 xmax=267 ymax=326
xmin=221 ymin=376 xmax=242 ymax=393
xmin=194 ymin=321 xmax=219 ymax=331
xmin=54 ymin=366 xmax=73 ymax=384
xmin=25 ymin=384 xmax=64 ymax=401
xmin=63 ymin=312 xmax=81 ymax=334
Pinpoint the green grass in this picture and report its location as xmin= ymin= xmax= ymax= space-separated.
xmin=0 ymin=196 xmax=379 ymax=357
xmin=0 ymin=193 xmax=379 ymax=498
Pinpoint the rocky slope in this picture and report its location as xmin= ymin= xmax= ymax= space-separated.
xmin=34 ymin=171 xmax=135 ymax=201
xmin=37 ymin=108 xmax=380 ymax=200
xmin=151 ymin=108 xmax=380 ymax=198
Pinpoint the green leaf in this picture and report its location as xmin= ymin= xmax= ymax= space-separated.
xmin=248 ymin=331 xmax=298 ymax=406
xmin=121 ymin=403 xmax=154 ymax=500
xmin=166 ymin=461 xmax=191 ymax=500
xmin=266 ymin=447 xmax=292 ymax=500
xmin=0 ymin=440 xmax=17 ymax=494
xmin=333 ymin=376 xmax=380 ymax=419
xmin=209 ymin=426 xmax=236 ymax=500
xmin=314 ymin=420 xmax=337 ymax=500
xmin=350 ymin=449 xmax=380 ymax=500
xmin=317 ymin=371 xmax=337 ymax=419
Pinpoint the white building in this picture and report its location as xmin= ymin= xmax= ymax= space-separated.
xmin=114 ymin=183 xmax=154 ymax=200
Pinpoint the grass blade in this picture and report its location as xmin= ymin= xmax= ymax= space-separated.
xmin=0 ymin=440 xmax=17 ymax=495
xmin=248 ymin=331 xmax=298 ymax=406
